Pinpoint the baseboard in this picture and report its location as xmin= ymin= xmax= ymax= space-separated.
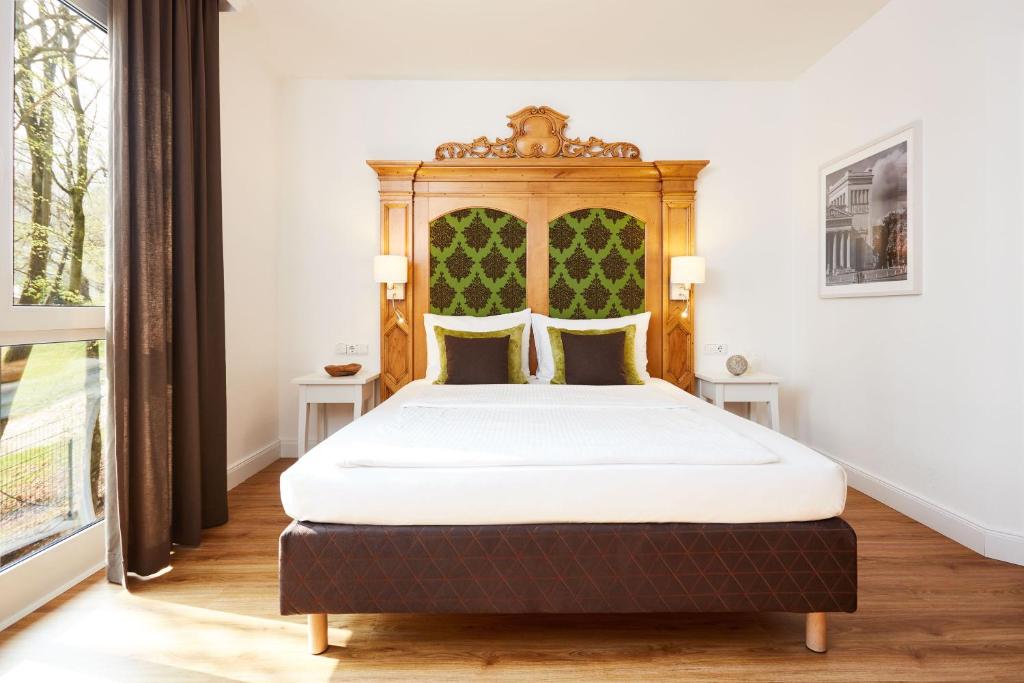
xmin=822 ymin=449 xmax=1024 ymax=566
xmin=280 ymin=438 xmax=298 ymax=459
xmin=227 ymin=440 xmax=281 ymax=490
xmin=981 ymin=529 xmax=1024 ymax=566
xmin=0 ymin=560 xmax=104 ymax=632
xmin=0 ymin=522 xmax=105 ymax=631
xmin=0 ymin=559 xmax=104 ymax=632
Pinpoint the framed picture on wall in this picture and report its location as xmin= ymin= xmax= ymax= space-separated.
xmin=819 ymin=123 xmax=922 ymax=297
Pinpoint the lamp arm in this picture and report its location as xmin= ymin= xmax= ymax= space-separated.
xmin=390 ymin=298 xmax=405 ymax=325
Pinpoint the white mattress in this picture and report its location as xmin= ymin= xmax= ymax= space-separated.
xmin=280 ymin=379 xmax=847 ymax=525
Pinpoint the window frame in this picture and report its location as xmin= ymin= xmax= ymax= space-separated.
xmin=0 ymin=0 xmax=106 ymax=341
xmin=62 ymin=0 xmax=106 ymax=27
xmin=0 ymin=0 xmax=110 ymax=625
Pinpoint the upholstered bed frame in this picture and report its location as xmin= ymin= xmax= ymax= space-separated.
xmin=279 ymin=107 xmax=857 ymax=655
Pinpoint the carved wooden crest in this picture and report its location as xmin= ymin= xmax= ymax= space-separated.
xmin=435 ymin=106 xmax=642 ymax=161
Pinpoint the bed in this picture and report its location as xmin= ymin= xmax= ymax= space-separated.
xmin=280 ymin=378 xmax=856 ymax=654
xmin=279 ymin=106 xmax=857 ymax=655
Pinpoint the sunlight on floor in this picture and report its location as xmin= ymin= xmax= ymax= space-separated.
xmin=0 ymin=583 xmax=349 ymax=683
xmin=74 ymin=597 xmax=348 ymax=682
xmin=0 ymin=659 xmax=116 ymax=683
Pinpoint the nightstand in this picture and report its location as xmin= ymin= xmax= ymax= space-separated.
xmin=695 ymin=371 xmax=781 ymax=432
xmin=292 ymin=370 xmax=380 ymax=456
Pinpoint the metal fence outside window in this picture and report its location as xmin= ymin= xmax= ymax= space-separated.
xmin=0 ymin=418 xmax=81 ymax=564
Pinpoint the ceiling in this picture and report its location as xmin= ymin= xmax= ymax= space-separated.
xmin=235 ymin=0 xmax=889 ymax=81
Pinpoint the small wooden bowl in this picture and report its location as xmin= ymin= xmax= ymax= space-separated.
xmin=324 ymin=363 xmax=361 ymax=377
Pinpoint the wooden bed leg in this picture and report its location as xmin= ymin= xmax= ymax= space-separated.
xmin=308 ymin=613 xmax=328 ymax=654
xmin=805 ymin=612 xmax=827 ymax=653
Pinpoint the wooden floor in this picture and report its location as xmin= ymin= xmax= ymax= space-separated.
xmin=2 ymin=459 xmax=1023 ymax=681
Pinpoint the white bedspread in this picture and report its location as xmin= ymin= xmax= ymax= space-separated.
xmin=337 ymin=383 xmax=778 ymax=467
xmin=280 ymin=379 xmax=848 ymax=525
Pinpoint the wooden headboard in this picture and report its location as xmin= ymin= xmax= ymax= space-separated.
xmin=370 ymin=106 xmax=707 ymax=400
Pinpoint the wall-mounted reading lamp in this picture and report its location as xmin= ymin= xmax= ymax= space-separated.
xmin=374 ymin=254 xmax=408 ymax=300
xmin=669 ymin=256 xmax=705 ymax=318
xmin=374 ymin=254 xmax=408 ymax=323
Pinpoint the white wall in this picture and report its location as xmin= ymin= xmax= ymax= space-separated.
xmin=225 ymin=0 xmax=1024 ymax=563
xmin=792 ymin=0 xmax=1024 ymax=559
xmin=275 ymin=80 xmax=798 ymax=446
xmin=220 ymin=12 xmax=283 ymax=474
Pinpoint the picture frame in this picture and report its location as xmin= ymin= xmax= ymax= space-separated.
xmin=819 ymin=123 xmax=922 ymax=298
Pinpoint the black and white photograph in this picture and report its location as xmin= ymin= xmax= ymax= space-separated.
xmin=819 ymin=125 xmax=921 ymax=297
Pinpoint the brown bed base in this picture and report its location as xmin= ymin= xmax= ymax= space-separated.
xmin=279 ymin=518 xmax=856 ymax=655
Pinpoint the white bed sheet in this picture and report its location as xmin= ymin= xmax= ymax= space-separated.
xmin=331 ymin=382 xmax=778 ymax=468
xmin=280 ymin=379 xmax=847 ymax=525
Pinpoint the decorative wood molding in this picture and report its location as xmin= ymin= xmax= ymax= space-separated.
xmin=435 ymin=106 xmax=642 ymax=161
xmin=368 ymin=161 xmax=420 ymax=400
xmin=658 ymin=160 xmax=707 ymax=393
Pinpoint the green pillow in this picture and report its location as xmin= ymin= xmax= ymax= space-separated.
xmin=548 ymin=325 xmax=643 ymax=385
xmin=434 ymin=324 xmax=527 ymax=384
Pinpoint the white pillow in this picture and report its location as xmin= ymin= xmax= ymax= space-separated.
xmin=532 ymin=311 xmax=651 ymax=383
xmin=423 ymin=309 xmax=532 ymax=383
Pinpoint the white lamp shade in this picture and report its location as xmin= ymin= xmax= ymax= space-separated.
xmin=373 ymin=254 xmax=408 ymax=284
xmin=670 ymin=256 xmax=706 ymax=285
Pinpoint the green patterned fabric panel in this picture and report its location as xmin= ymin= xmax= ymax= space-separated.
xmin=548 ymin=208 xmax=646 ymax=319
xmin=429 ymin=208 xmax=527 ymax=316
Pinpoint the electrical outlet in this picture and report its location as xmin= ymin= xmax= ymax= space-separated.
xmin=335 ymin=343 xmax=369 ymax=355
xmin=704 ymin=343 xmax=728 ymax=355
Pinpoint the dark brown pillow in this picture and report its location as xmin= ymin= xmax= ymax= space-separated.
xmin=561 ymin=330 xmax=627 ymax=385
xmin=443 ymin=334 xmax=511 ymax=384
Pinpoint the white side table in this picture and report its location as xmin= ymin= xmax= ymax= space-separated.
xmin=292 ymin=370 xmax=380 ymax=456
xmin=695 ymin=371 xmax=781 ymax=432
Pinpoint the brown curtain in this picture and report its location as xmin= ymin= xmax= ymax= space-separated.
xmin=106 ymin=0 xmax=227 ymax=583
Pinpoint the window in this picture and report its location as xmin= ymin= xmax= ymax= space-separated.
xmin=9 ymin=0 xmax=108 ymax=319
xmin=1 ymin=0 xmax=108 ymax=573
xmin=1 ymin=339 xmax=105 ymax=568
